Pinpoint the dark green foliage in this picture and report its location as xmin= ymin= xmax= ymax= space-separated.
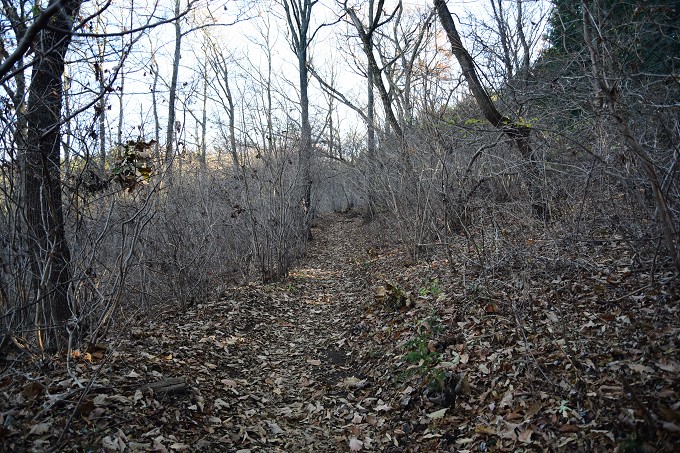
xmin=401 ymin=315 xmax=447 ymax=391
xmin=544 ymin=0 xmax=680 ymax=75
xmin=402 ymin=333 xmax=445 ymax=391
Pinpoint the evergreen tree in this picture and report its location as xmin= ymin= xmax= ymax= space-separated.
xmin=544 ymin=0 xmax=680 ymax=75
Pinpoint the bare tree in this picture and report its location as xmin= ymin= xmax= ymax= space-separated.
xmin=344 ymin=0 xmax=403 ymax=140
xmin=434 ymin=0 xmax=546 ymax=219
xmin=281 ymin=0 xmax=318 ymax=222
xmin=205 ymin=38 xmax=240 ymax=172
xmin=375 ymin=6 xmax=436 ymax=128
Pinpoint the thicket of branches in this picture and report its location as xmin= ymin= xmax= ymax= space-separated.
xmin=0 ymin=0 xmax=677 ymax=357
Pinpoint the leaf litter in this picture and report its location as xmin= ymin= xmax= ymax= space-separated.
xmin=1 ymin=212 xmax=679 ymax=451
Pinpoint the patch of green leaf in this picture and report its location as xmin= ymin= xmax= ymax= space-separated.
xmin=418 ymin=279 xmax=442 ymax=297
xmin=401 ymin=315 xmax=446 ymax=391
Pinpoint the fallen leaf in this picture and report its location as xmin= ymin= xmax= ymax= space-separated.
xmin=499 ymin=390 xmax=513 ymax=408
xmin=268 ymin=421 xmax=283 ymax=435
xmin=518 ymin=428 xmax=533 ymax=443
xmin=656 ymin=361 xmax=679 ymax=372
xmin=485 ymin=303 xmax=499 ymax=314
xmin=525 ymin=402 xmax=542 ymax=419
xmin=505 ymin=412 xmax=522 ymax=421
xmin=22 ymin=382 xmax=43 ymax=400
xmin=428 ymin=408 xmax=448 ymax=419
xmin=102 ymin=434 xmax=123 ymax=451
xmin=109 ymin=394 xmax=131 ymax=404
xmin=338 ymin=376 xmax=368 ymax=389
xmin=221 ymin=379 xmax=238 ymax=388
xmin=422 ymin=432 xmax=442 ymax=439
xmin=455 ymin=437 xmax=474 ymax=445
xmin=581 ymin=320 xmax=597 ymax=329
xmin=558 ymin=424 xmax=579 ymax=433
xmin=375 ymin=403 xmax=392 ymax=412
xmin=29 ymin=423 xmax=51 ymax=435
xmin=628 ymin=363 xmax=655 ymax=374
xmin=475 ymin=424 xmax=496 ymax=435
xmin=349 ymin=437 xmax=363 ymax=451
xmin=662 ymin=422 xmax=680 ymax=433
xmin=375 ymin=286 xmax=386 ymax=300
xmin=214 ymin=398 xmax=229 ymax=410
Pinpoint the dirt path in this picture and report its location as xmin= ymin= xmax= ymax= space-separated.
xmin=205 ymin=213 xmax=377 ymax=451
xmin=123 ymin=212 xmax=390 ymax=452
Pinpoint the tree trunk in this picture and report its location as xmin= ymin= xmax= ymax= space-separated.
xmin=24 ymin=0 xmax=83 ymax=351
xmin=97 ymin=38 xmax=107 ymax=169
xmin=365 ymin=47 xmax=377 ymax=221
xmin=166 ymin=0 xmax=183 ymax=166
xmin=200 ymin=55 xmax=208 ymax=172
xmin=434 ymin=0 xmax=546 ymax=219
xmin=364 ymin=1 xmax=379 ymax=221
xmin=516 ymin=0 xmax=531 ymax=79
xmin=282 ymin=0 xmax=315 ymax=225
xmin=116 ymin=56 xmax=124 ymax=147
xmin=151 ymin=58 xmax=161 ymax=162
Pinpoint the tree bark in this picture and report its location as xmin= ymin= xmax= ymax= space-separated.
xmin=24 ymin=0 xmax=83 ymax=350
xmin=365 ymin=1 xmax=377 ymax=221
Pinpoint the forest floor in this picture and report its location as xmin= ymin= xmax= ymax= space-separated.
xmin=1 ymin=212 xmax=679 ymax=452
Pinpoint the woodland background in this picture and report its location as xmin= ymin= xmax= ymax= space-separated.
xmin=0 ymin=0 xmax=678 ymax=385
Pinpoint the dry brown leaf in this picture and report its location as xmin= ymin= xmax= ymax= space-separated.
xmin=505 ymin=412 xmax=523 ymax=421
xmin=518 ymin=428 xmax=533 ymax=444
xmin=525 ymin=402 xmax=542 ymax=419
xmin=499 ymin=390 xmax=513 ymax=408
xmin=474 ymin=424 xmax=496 ymax=435
xmin=22 ymin=382 xmax=43 ymax=400
xmin=428 ymin=408 xmax=448 ymax=419
xmin=558 ymin=424 xmax=579 ymax=433
xmin=656 ymin=361 xmax=679 ymax=372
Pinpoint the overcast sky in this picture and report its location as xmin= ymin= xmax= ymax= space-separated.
xmin=74 ymin=0 xmax=548 ymax=154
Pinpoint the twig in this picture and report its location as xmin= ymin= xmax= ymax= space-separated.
xmin=611 ymin=283 xmax=655 ymax=303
